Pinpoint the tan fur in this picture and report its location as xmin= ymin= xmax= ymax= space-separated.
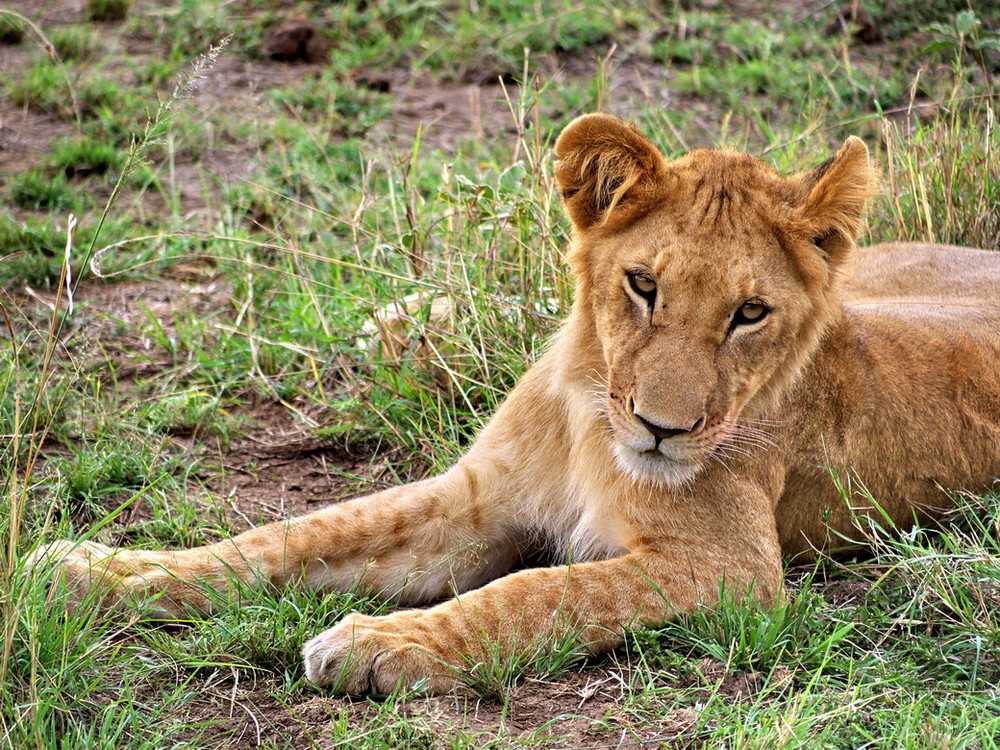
xmin=30 ymin=114 xmax=1000 ymax=695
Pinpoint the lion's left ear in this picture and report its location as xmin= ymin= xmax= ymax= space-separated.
xmin=554 ymin=113 xmax=666 ymax=231
xmin=793 ymin=136 xmax=877 ymax=266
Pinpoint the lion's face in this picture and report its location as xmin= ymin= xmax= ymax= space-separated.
xmin=554 ymin=115 xmax=875 ymax=486
xmin=590 ymin=188 xmax=819 ymax=485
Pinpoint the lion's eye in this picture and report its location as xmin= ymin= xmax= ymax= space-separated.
xmin=731 ymin=301 xmax=770 ymax=329
xmin=627 ymin=273 xmax=657 ymax=303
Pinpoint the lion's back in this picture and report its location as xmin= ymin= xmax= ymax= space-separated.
xmin=845 ymin=243 xmax=1000 ymax=330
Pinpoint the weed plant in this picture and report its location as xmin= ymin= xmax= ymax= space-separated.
xmin=51 ymin=135 xmax=127 ymax=178
xmin=8 ymin=169 xmax=75 ymax=212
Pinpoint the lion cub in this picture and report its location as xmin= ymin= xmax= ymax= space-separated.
xmin=33 ymin=114 xmax=1000 ymax=694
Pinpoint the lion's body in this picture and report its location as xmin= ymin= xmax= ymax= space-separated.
xmin=34 ymin=115 xmax=1000 ymax=694
xmin=469 ymin=241 xmax=1000 ymax=566
xmin=783 ymin=242 xmax=1000 ymax=554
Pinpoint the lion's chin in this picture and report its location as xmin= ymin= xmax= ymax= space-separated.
xmin=612 ymin=444 xmax=703 ymax=488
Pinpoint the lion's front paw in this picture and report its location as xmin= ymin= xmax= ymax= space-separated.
xmin=303 ymin=612 xmax=459 ymax=695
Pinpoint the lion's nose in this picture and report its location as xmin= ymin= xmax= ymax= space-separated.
xmin=634 ymin=412 xmax=704 ymax=440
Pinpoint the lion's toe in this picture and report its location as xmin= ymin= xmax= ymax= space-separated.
xmin=303 ymin=613 xmax=457 ymax=695
xmin=25 ymin=540 xmax=126 ymax=608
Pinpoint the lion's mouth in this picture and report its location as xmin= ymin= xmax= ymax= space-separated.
xmin=613 ymin=442 xmax=704 ymax=487
xmin=607 ymin=408 xmax=746 ymax=486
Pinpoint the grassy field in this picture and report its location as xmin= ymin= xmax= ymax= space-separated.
xmin=1 ymin=0 xmax=999 ymax=746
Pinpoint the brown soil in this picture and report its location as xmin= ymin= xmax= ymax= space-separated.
xmin=149 ymin=661 xmax=765 ymax=748
xmin=192 ymin=398 xmax=407 ymax=533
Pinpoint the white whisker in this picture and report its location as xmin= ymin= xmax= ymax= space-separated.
xmin=729 ymin=434 xmax=776 ymax=449
xmin=739 ymin=417 xmax=788 ymax=426
xmin=714 ymin=444 xmax=754 ymax=459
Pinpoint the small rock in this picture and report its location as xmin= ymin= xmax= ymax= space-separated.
xmin=260 ymin=19 xmax=331 ymax=63
xmin=353 ymin=71 xmax=392 ymax=93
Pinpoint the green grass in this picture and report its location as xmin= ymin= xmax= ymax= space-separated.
xmin=3 ymin=58 xmax=76 ymax=115
xmin=51 ymin=135 xmax=127 ymax=178
xmin=872 ymin=89 xmax=1000 ymax=247
xmin=8 ymin=169 xmax=75 ymax=212
xmin=49 ymin=25 xmax=99 ymax=61
xmin=621 ymin=497 xmax=1000 ymax=746
xmin=87 ymin=0 xmax=133 ymax=23
xmin=1 ymin=0 xmax=998 ymax=745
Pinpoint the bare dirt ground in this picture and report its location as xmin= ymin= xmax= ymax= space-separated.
xmin=163 ymin=659 xmax=774 ymax=748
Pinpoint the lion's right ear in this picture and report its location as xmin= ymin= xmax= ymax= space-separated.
xmin=791 ymin=136 xmax=877 ymax=269
xmin=554 ymin=114 xmax=666 ymax=231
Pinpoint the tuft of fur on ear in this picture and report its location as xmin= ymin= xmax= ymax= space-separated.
xmin=554 ymin=113 xmax=666 ymax=231
xmin=793 ymin=136 xmax=877 ymax=267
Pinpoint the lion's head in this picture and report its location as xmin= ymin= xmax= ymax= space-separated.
xmin=554 ymin=114 xmax=876 ymax=486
